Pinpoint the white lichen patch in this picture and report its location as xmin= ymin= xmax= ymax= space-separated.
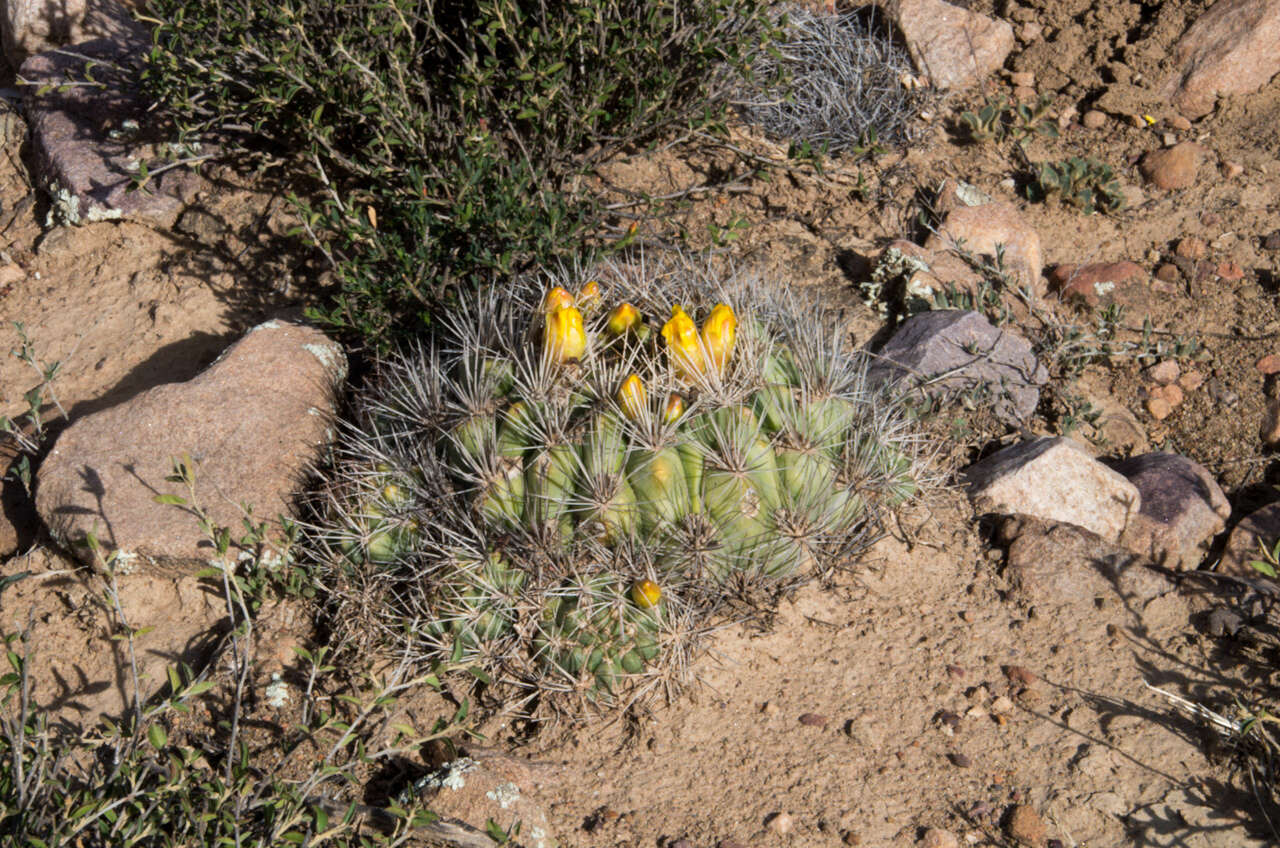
xmin=1094 ymin=281 xmax=1116 ymax=295
xmin=304 ymin=342 xmax=349 ymax=382
xmin=423 ymin=757 xmax=478 ymax=792
xmin=530 ymin=825 xmax=548 ymax=848
xmin=486 ymin=781 xmax=521 ymax=809
xmin=251 ymin=319 xmax=285 ymax=332
xmin=111 ymin=550 xmax=139 ymax=575
xmin=264 ymin=672 xmax=290 ymax=709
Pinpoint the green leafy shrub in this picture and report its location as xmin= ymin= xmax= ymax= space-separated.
xmin=1028 ymin=156 xmax=1125 ymax=214
xmin=958 ymin=94 xmax=1058 ymax=145
xmin=140 ymin=0 xmax=783 ymax=347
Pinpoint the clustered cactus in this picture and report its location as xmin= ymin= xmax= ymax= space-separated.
xmin=314 ymin=256 xmax=923 ymax=717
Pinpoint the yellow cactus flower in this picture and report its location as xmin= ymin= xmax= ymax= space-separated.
xmin=617 ymin=374 xmax=648 ymax=422
xmin=542 ymin=286 xmax=575 ymax=314
xmin=577 ymin=280 xmax=602 ymax=313
xmin=606 ymin=302 xmax=642 ymax=336
xmin=663 ymin=392 xmax=685 ymax=424
xmin=662 ymin=305 xmax=704 ymax=380
xmin=631 ymin=578 xmax=662 ymax=609
xmin=543 ymin=305 xmax=587 ymax=365
xmin=701 ymin=303 xmax=737 ymax=374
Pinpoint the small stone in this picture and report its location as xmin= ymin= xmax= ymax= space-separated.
xmin=1176 ymin=237 xmax=1207 ymax=260
xmin=1004 ymin=665 xmax=1036 ymax=686
xmin=948 ymin=752 xmax=972 ymax=768
xmin=760 ymin=701 xmax=779 ymax=715
xmin=0 ymin=264 xmax=23 ymax=286
xmin=1262 ymin=398 xmax=1280 ymax=446
xmin=1155 ymin=263 xmax=1180 ymax=283
xmin=1149 ymin=360 xmax=1181 ymax=385
xmin=1264 ymin=230 xmax=1280 ymax=251
xmin=938 ymin=711 xmax=962 ymax=731
xmin=1161 ymin=132 xmax=1178 ymax=146
xmin=1179 ymin=370 xmax=1204 ymax=391
xmin=1009 ymin=71 xmax=1035 ymax=88
xmin=1140 ymin=142 xmax=1204 ymax=190
xmin=1019 ymin=21 xmax=1043 ymax=41
xmin=769 ymin=812 xmax=794 ymax=835
xmin=1012 ymin=85 xmax=1036 ymax=103
xmin=1216 ymin=261 xmax=1245 ymax=281
xmin=921 ymin=827 xmax=960 ymax=848
xmin=1168 ymin=114 xmax=1192 ymax=131
xmin=991 ymin=695 xmax=1016 ymax=714
xmin=1082 ymin=109 xmax=1107 ymax=129
xmin=1256 ymin=354 xmax=1280 ymax=375
xmin=843 ymin=831 xmax=862 ymax=846
xmin=946 ymin=664 xmax=967 ymax=679
xmin=799 ymin=712 xmax=828 ymax=727
xmin=1147 ymin=396 xmax=1172 ymax=420
xmin=1160 ymin=383 xmax=1185 ymax=408
xmin=1006 ymin=805 xmax=1047 ymax=847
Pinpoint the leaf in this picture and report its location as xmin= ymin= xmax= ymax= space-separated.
xmin=153 ymin=494 xmax=188 ymax=506
xmin=148 ymin=723 xmax=168 ymax=749
xmin=1251 ymin=559 xmax=1278 ymax=578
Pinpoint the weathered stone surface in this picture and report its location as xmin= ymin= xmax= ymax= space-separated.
xmin=1139 ymin=143 xmax=1205 ymax=191
xmin=418 ymin=752 xmax=559 ymax=848
xmin=36 ymin=320 xmax=347 ymax=568
xmin=1110 ymin=453 xmax=1229 ymax=569
xmin=964 ymin=437 xmax=1141 ymax=542
xmin=1219 ymin=502 xmax=1280 ymax=579
xmin=925 ymin=201 xmax=1044 ymax=297
xmin=879 ymin=0 xmax=1014 ymax=90
xmin=1048 ymin=261 xmax=1147 ymax=308
xmin=21 ymin=24 xmax=197 ymax=227
xmin=3 ymin=0 xmax=86 ymax=67
xmin=1001 ymin=516 xmax=1172 ymax=610
xmin=1160 ymin=0 xmax=1280 ymax=119
xmin=869 ymin=310 xmax=1047 ymax=424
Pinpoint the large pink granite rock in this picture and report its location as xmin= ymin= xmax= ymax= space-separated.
xmin=36 ymin=320 xmax=347 ymax=569
xmin=1160 ymin=0 xmax=1280 ymax=119
xmin=880 ymin=0 xmax=1014 ymax=90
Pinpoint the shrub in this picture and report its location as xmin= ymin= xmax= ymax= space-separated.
xmin=140 ymin=0 xmax=783 ymax=347
xmin=737 ymin=6 xmax=930 ymax=154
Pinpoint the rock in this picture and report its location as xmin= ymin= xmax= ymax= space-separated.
xmin=1001 ymin=515 xmax=1172 ymax=610
xmin=1216 ymin=260 xmax=1244 ymax=281
xmin=1009 ymin=71 xmax=1034 ymax=88
xmin=881 ymin=0 xmax=1014 ymax=90
xmin=1006 ymin=805 xmax=1047 ymax=847
xmin=925 ymin=201 xmax=1043 ymax=296
xmin=1139 ymin=143 xmax=1205 ymax=190
xmin=878 ymin=238 xmax=985 ymax=303
xmin=1081 ymin=109 xmax=1107 ymax=129
xmin=1160 ymin=0 xmax=1280 ymax=119
xmin=869 ymin=310 xmax=1047 ymax=424
xmin=1047 ymin=261 xmax=1146 ymax=308
xmin=768 ymin=812 xmax=794 ymax=835
xmin=1111 ymin=453 xmax=1230 ymax=569
xmin=20 ymin=25 xmax=198 ymax=227
xmin=1221 ymin=160 xmax=1244 ymax=179
xmin=798 ymin=712 xmax=828 ymax=727
xmin=3 ymin=0 xmax=86 ymax=67
xmin=1256 ymin=354 xmax=1280 ymax=375
xmin=1150 ymin=383 xmax=1184 ymax=408
xmin=1149 ymin=360 xmax=1181 ymax=385
xmin=1264 ymin=230 xmax=1280 ymax=251
xmin=1261 ymin=398 xmax=1280 ymax=446
xmin=37 ymin=320 xmax=347 ymax=568
xmin=0 ymin=263 xmax=23 ymax=286
xmin=1154 ymin=263 xmax=1179 ymax=284
xmin=1218 ymin=504 xmax=1280 ymax=579
xmin=1146 ymin=396 xmax=1172 ymax=420
xmin=1175 ymin=236 xmax=1208 ymax=260
xmin=964 ymin=437 xmax=1141 ymax=542
xmin=1179 ymin=370 xmax=1205 ymax=391
xmin=921 ymin=827 xmax=959 ymax=848
xmin=417 ymin=752 xmax=559 ymax=848
xmin=1168 ymin=114 xmax=1193 ymax=131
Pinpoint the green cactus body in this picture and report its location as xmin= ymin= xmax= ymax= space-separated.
xmin=627 ymin=446 xmax=691 ymax=534
xmin=524 ymin=442 xmax=578 ymax=534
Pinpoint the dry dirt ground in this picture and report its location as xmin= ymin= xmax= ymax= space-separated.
xmin=4 ymin=0 xmax=1280 ymax=845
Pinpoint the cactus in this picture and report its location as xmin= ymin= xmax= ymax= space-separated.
xmin=313 ymin=255 xmax=925 ymax=717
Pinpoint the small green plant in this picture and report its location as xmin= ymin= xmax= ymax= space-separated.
xmin=959 ymin=94 xmax=1059 ymax=145
xmin=1028 ymin=156 xmax=1125 ymax=214
xmin=0 ymin=322 xmax=69 ymax=495
xmin=1248 ymin=537 xmax=1280 ymax=578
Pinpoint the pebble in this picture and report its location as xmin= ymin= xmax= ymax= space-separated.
xmin=1148 ymin=360 xmax=1181 ymax=385
xmin=948 ymin=752 xmax=972 ymax=768
xmin=1161 ymin=132 xmax=1177 ymax=147
xmin=1139 ymin=142 xmax=1204 ymax=190
xmin=0 ymin=264 xmax=23 ymax=286
xmin=1019 ymin=21 xmax=1043 ymax=41
xmin=991 ymin=695 xmax=1016 ymax=715
xmin=1082 ymin=110 xmax=1107 ymax=129
xmin=1221 ymin=161 xmax=1244 ymax=179
xmin=1264 ymin=230 xmax=1280 ymax=251
xmin=798 ymin=712 xmax=828 ymax=727
xmin=921 ymin=827 xmax=960 ymax=848
xmin=1175 ymin=237 xmax=1207 ymax=260
xmin=1013 ymin=85 xmax=1037 ymax=103
xmin=1168 ymin=114 xmax=1192 ymax=131
xmin=938 ymin=711 xmax=962 ymax=731
xmin=1207 ymin=378 xmax=1239 ymax=406
xmin=1178 ymin=370 xmax=1204 ymax=391
xmin=946 ymin=664 xmax=967 ymax=679
xmin=1151 ymin=383 xmax=1184 ymax=408
xmin=1216 ymin=261 xmax=1244 ymax=281
xmin=1009 ymin=71 xmax=1035 ymax=88
xmin=768 ymin=812 xmax=794 ymax=835
xmin=1261 ymin=399 xmax=1280 ymax=446
xmin=1154 ymin=263 xmax=1180 ymax=283
xmin=1004 ymin=665 xmax=1037 ymax=686
xmin=842 ymin=831 xmax=862 ymax=846
xmin=1006 ymin=805 xmax=1047 ymax=847
xmin=1256 ymin=355 xmax=1280 ymax=375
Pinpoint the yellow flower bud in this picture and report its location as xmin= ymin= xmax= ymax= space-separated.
xmin=577 ymin=280 xmax=602 ymax=313
xmin=663 ymin=392 xmax=685 ymax=424
xmin=606 ymin=302 xmax=642 ymax=336
xmin=617 ymin=374 xmax=648 ymax=422
xmin=542 ymin=286 xmax=575 ymax=314
xmin=543 ymin=305 xmax=587 ymax=365
xmin=701 ymin=303 xmax=737 ymax=374
xmin=661 ymin=305 xmax=704 ymax=380
xmin=630 ymin=579 xmax=662 ymax=609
